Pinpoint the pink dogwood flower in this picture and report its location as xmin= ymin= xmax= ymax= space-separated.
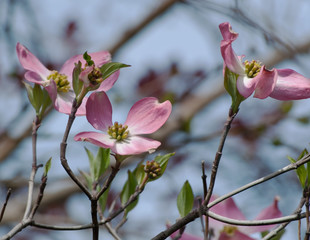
xmin=16 ymin=43 xmax=119 ymax=115
xmin=220 ymin=22 xmax=310 ymax=100
xmin=169 ymin=196 xmax=281 ymax=240
xmin=74 ymin=91 xmax=172 ymax=155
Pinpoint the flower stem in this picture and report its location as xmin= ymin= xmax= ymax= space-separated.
xmin=23 ymin=116 xmax=41 ymax=220
xmin=204 ymin=108 xmax=238 ymax=204
xmin=60 ymin=99 xmax=91 ymax=198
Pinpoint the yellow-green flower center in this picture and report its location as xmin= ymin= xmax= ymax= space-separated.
xmin=222 ymin=226 xmax=238 ymax=237
xmin=244 ymin=60 xmax=261 ymax=78
xmin=47 ymin=71 xmax=70 ymax=92
xmin=107 ymin=122 xmax=129 ymax=141
xmin=88 ymin=67 xmax=103 ymax=85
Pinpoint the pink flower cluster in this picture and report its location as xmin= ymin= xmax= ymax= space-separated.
xmin=17 ymin=43 xmax=172 ymax=156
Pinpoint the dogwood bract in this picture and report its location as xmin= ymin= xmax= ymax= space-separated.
xmin=169 ymin=196 xmax=281 ymax=240
xmin=16 ymin=43 xmax=119 ymax=115
xmin=220 ymin=22 xmax=310 ymax=100
xmin=74 ymin=91 xmax=172 ymax=155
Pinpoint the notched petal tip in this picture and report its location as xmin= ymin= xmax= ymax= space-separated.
xmin=124 ymin=97 xmax=172 ymax=135
xmin=219 ymin=22 xmax=239 ymax=41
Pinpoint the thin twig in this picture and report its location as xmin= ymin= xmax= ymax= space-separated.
xmin=60 ymin=99 xmax=91 ymax=198
xmin=95 ymin=160 xmax=121 ymax=200
xmin=29 ymin=175 xmax=47 ymax=219
xmin=102 ymin=176 xmax=148 ymax=225
xmin=23 ymin=116 xmax=40 ymax=220
xmin=204 ymin=109 xmax=238 ymax=204
xmin=306 ymin=186 xmax=310 ymax=240
xmin=201 ymin=161 xmax=208 ymax=240
xmin=0 ymin=188 xmax=11 ymax=223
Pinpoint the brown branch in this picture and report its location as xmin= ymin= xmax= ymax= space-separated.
xmin=0 ymin=188 xmax=11 ymax=223
xmin=108 ymin=0 xmax=180 ymax=56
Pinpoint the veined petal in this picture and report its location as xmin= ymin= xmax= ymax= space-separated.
xmin=219 ymin=22 xmax=245 ymax=75
xmin=60 ymin=50 xmax=111 ymax=81
xmin=124 ymin=97 xmax=172 ymax=135
xmin=113 ymin=136 xmax=161 ymax=155
xmin=97 ymin=70 xmax=120 ymax=92
xmin=241 ymin=197 xmax=282 ymax=234
xmin=16 ymin=43 xmax=50 ymax=78
xmin=86 ymin=92 xmax=112 ymax=131
xmin=74 ymin=131 xmax=115 ymax=149
xmin=269 ymin=69 xmax=310 ymax=100
xmin=236 ymin=74 xmax=260 ymax=98
xmin=253 ymin=66 xmax=278 ymax=99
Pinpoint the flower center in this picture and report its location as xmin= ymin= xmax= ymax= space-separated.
xmin=244 ymin=60 xmax=261 ymax=78
xmin=144 ymin=161 xmax=161 ymax=179
xmin=47 ymin=71 xmax=70 ymax=92
xmin=87 ymin=66 xmax=103 ymax=85
xmin=221 ymin=226 xmax=238 ymax=237
xmin=107 ymin=122 xmax=129 ymax=141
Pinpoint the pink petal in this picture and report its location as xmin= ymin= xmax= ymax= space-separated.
xmin=236 ymin=74 xmax=260 ymax=98
xmin=124 ymin=98 xmax=172 ymax=135
xmin=209 ymin=196 xmax=246 ymax=233
xmin=16 ymin=43 xmax=50 ymax=78
xmin=113 ymin=136 xmax=161 ymax=155
xmin=45 ymin=81 xmax=86 ymax=116
xmin=219 ymin=22 xmax=245 ymax=75
xmin=219 ymin=229 xmax=255 ymax=240
xmin=59 ymin=50 xmax=111 ymax=81
xmin=86 ymin=92 xmax=112 ymax=131
xmin=24 ymin=71 xmax=45 ymax=84
xmin=97 ymin=71 xmax=120 ymax=92
xmin=241 ymin=197 xmax=282 ymax=234
xmin=269 ymin=69 xmax=310 ymax=100
xmin=253 ymin=66 xmax=278 ymax=99
xmin=209 ymin=197 xmax=246 ymax=221
xmin=74 ymin=131 xmax=115 ymax=149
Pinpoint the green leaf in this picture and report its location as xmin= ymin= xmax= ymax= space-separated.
xmin=24 ymin=83 xmax=41 ymax=113
xmin=98 ymin=186 xmax=109 ymax=213
xmin=223 ymin=67 xmax=245 ymax=114
xmin=43 ymin=157 xmax=52 ymax=177
xmin=288 ymin=150 xmax=308 ymax=188
xmin=100 ymin=62 xmax=130 ymax=81
xmin=133 ymin=164 xmax=147 ymax=185
xmin=261 ymin=229 xmax=285 ymax=239
xmin=72 ymin=61 xmax=83 ymax=96
xmin=120 ymin=170 xmax=138 ymax=216
xmin=177 ymin=180 xmax=194 ymax=217
xmin=40 ymin=88 xmax=52 ymax=115
xmin=83 ymin=51 xmax=94 ymax=66
xmin=94 ymin=148 xmax=110 ymax=180
xmin=80 ymin=170 xmax=93 ymax=190
xmin=84 ymin=147 xmax=95 ymax=181
xmin=148 ymin=152 xmax=174 ymax=181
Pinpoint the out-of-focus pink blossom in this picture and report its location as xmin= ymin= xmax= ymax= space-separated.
xmin=169 ymin=196 xmax=281 ymax=240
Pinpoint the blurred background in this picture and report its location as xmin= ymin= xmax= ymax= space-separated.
xmin=1 ymin=0 xmax=310 ymax=239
